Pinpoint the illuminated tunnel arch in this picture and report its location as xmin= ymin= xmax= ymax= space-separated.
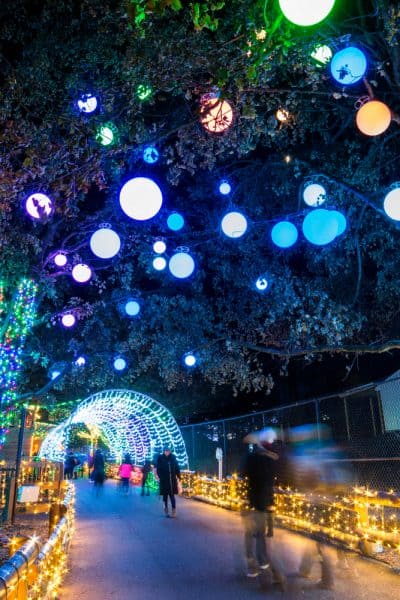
xmin=39 ymin=389 xmax=189 ymax=467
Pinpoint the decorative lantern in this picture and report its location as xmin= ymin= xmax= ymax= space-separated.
xmin=330 ymin=47 xmax=367 ymax=85
xmin=356 ymin=100 xmax=391 ymax=136
xmin=25 ymin=193 xmax=54 ymax=221
xmin=279 ymin=0 xmax=335 ymax=26
xmin=125 ymin=301 xmax=140 ymax=316
xmin=153 ymin=256 xmax=167 ymax=271
xmin=200 ymin=98 xmax=234 ymax=133
xmin=153 ymin=240 xmax=166 ymax=254
xmin=96 ymin=123 xmax=118 ymax=146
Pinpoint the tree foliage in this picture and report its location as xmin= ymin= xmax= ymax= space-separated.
xmin=1 ymin=0 xmax=400 ymax=419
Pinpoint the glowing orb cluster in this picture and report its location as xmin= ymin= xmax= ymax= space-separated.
xmin=25 ymin=193 xmax=54 ymax=221
xmin=119 ymin=177 xmax=163 ymax=221
xmin=383 ymin=186 xmax=400 ymax=221
xmin=168 ymin=252 xmax=195 ymax=279
xmin=271 ymin=221 xmax=298 ymax=248
xmin=330 ymin=47 xmax=367 ymax=85
xmin=221 ymin=211 xmax=248 ymax=238
xmin=72 ymin=263 xmax=92 ymax=283
xmin=302 ymin=209 xmax=347 ymax=245
xmin=39 ymin=389 xmax=189 ymax=467
xmin=303 ymin=183 xmax=326 ymax=207
xmin=90 ymin=227 xmax=121 ymax=259
xmin=279 ymin=0 xmax=335 ymax=26
xmin=167 ymin=212 xmax=184 ymax=231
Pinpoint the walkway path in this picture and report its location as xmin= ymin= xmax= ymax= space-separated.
xmin=61 ymin=480 xmax=399 ymax=600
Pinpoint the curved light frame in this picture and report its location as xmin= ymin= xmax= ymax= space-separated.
xmin=39 ymin=389 xmax=189 ymax=467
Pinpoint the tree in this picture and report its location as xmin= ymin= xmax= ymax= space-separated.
xmin=1 ymin=0 xmax=400 ymax=423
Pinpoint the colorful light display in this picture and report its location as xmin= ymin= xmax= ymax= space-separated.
xmin=0 ymin=279 xmax=37 ymax=447
xmin=96 ymin=123 xmax=118 ymax=146
xmin=302 ymin=209 xmax=338 ymax=245
xmin=124 ymin=300 xmax=140 ymax=316
xmin=183 ymin=353 xmax=196 ymax=367
xmin=219 ymin=181 xmax=231 ymax=195
xmin=255 ymin=276 xmax=269 ymax=291
xmin=39 ymin=389 xmax=189 ymax=467
xmin=153 ymin=256 xmax=167 ymax=271
xmin=143 ymin=146 xmax=159 ymax=164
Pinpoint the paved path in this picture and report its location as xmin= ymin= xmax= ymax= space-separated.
xmin=61 ymin=480 xmax=399 ymax=600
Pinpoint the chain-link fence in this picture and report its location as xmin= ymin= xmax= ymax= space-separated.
xmin=180 ymin=377 xmax=400 ymax=492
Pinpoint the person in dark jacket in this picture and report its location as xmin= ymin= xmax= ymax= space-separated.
xmin=64 ymin=451 xmax=76 ymax=480
xmin=156 ymin=446 xmax=180 ymax=517
xmin=242 ymin=429 xmax=282 ymax=580
xmin=93 ymin=449 xmax=105 ymax=487
xmin=141 ymin=460 xmax=152 ymax=496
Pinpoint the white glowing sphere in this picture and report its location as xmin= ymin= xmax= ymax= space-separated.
xmin=114 ymin=357 xmax=127 ymax=371
xmin=153 ymin=256 xmax=167 ymax=271
xmin=219 ymin=181 xmax=231 ymax=195
xmin=184 ymin=353 xmax=196 ymax=367
xmin=279 ymin=0 xmax=335 ymax=26
xmin=75 ymin=356 xmax=86 ymax=367
xmin=119 ymin=177 xmax=163 ymax=221
xmin=256 ymin=277 xmax=269 ymax=291
xmin=303 ymin=183 xmax=326 ymax=207
xmin=77 ymin=94 xmax=98 ymax=114
xmin=54 ymin=253 xmax=67 ymax=267
xmin=221 ymin=211 xmax=248 ymax=238
xmin=25 ymin=193 xmax=54 ymax=221
xmin=384 ymin=187 xmax=400 ymax=221
xmin=61 ymin=314 xmax=76 ymax=328
xmin=90 ymin=228 xmax=121 ymax=259
xmin=125 ymin=300 xmax=140 ymax=316
xmin=153 ymin=240 xmax=166 ymax=254
xmin=72 ymin=263 xmax=92 ymax=283
xmin=168 ymin=252 xmax=195 ymax=279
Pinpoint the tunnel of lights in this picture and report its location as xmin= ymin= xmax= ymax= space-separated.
xmin=39 ymin=389 xmax=189 ymax=467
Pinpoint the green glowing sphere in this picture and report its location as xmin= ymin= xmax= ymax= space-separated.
xmin=96 ymin=123 xmax=118 ymax=146
xmin=137 ymin=84 xmax=152 ymax=101
xmin=279 ymin=0 xmax=335 ymax=26
xmin=311 ymin=44 xmax=333 ymax=66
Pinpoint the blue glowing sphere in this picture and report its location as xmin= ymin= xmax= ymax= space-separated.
xmin=302 ymin=209 xmax=338 ymax=245
xmin=330 ymin=47 xmax=367 ymax=85
xmin=330 ymin=210 xmax=347 ymax=236
xmin=90 ymin=227 xmax=121 ymax=259
xmin=125 ymin=301 xmax=140 ymax=316
xmin=143 ymin=146 xmax=159 ymax=164
xmin=153 ymin=256 xmax=167 ymax=271
xmin=219 ymin=181 xmax=231 ymax=195
xmin=384 ymin=187 xmax=400 ymax=221
xmin=221 ymin=211 xmax=247 ymax=238
xmin=256 ymin=277 xmax=269 ymax=291
xmin=114 ymin=357 xmax=127 ymax=371
xmin=167 ymin=212 xmax=184 ymax=231
xmin=271 ymin=221 xmax=298 ymax=248
xmin=168 ymin=252 xmax=195 ymax=279
xmin=184 ymin=353 xmax=196 ymax=367
xmin=119 ymin=177 xmax=163 ymax=221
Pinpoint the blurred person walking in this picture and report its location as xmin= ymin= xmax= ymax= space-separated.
xmin=93 ymin=449 xmax=106 ymax=494
xmin=141 ymin=459 xmax=152 ymax=496
xmin=156 ymin=446 xmax=181 ymax=517
xmin=118 ymin=453 xmax=133 ymax=495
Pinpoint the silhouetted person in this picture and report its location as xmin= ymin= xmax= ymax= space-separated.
xmin=119 ymin=453 xmax=133 ymax=494
xmin=64 ymin=451 xmax=75 ymax=480
xmin=141 ymin=460 xmax=152 ymax=496
xmin=93 ymin=449 xmax=105 ymax=489
xmin=156 ymin=446 xmax=180 ymax=517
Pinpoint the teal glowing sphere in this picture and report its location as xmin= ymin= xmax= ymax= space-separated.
xmin=167 ymin=212 xmax=184 ymax=231
xmin=279 ymin=0 xmax=335 ymax=26
xmin=143 ymin=146 xmax=159 ymax=164
xmin=330 ymin=211 xmax=347 ymax=236
xmin=114 ymin=357 xmax=126 ymax=371
xmin=271 ymin=221 xmax=298 ymax=248
xmin=125 ymin=301 xmax=140 ymax=316
xmin=302 ymin=209 xmax=338 ymax=245
xmin=330 ymin=47 xmax=367 ymax=85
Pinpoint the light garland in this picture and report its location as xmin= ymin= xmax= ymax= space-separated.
xmin=0 ymin=279 xmax=38 ymax=447
xmin=39 ymin=389 xmax=189 ymax=467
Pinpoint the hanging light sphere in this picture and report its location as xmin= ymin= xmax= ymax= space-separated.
xmin=54 ymin=253 xmax=67 ymax=267
xmin=119 ymin=177 xmax=163 ymax=221
xmin=219 ymin=181 xmax=231 ymax=195
xmin=153 ymin=240 xmax=166 ymax=254
xmin=303 ymin=183 xmax=326 ymax=207
xmin=167 ymin=212 xmax=185 ymax=231
xmin=302 ymin=209 xmax=338 ymax=245
xmin=143 ymin=146 xmax=159 ymax=164
xmin=61 ymin=314 xmax=76 ymax=328
xmin=153 ymin=256 xmax=167 ymax=271
xmin=330 ymin=210 xmax=347 ymax=236
xmin=183 ymin=353 xmax=196 ymax=367
xmin=200 ymin=98 xmax=234 ymax=133
xmin=90 ymin=227 xmax=121 ymax=259
xmin=221 ymin=211 xmax=248 ymax=238
xmin=75 ymin=356 xmax=86 ymax=367
xmin=356 ymin=100 xmax=391 ymax=136
xmin=271 ymin=221 xmax=298 ymax=248
xmin=72 ymin=263 xmax=92 ymax=283
xmin=384 ymin=187 xmax=400 ymax=221
xmin=168 ymin=252 xmax=195 ymax=279
xmin=276 ymin=108 xmax=290 ymax=122
xmin=114 ymin=357 xmax=127 ymax=371
xmin=330 ymin=47 xmax=367 ymax=85
xmin=25 ymin=193 xmax=54 ymax=221
xmin=136 ymin=84 xmax=152 ymax=101
xmin=96 ymin=123 xmax=118 ymax=146
xmin=311 ymin=44 xmax=332 ymax=66
xmin=256 ymin=277 xmax=269 ymax=291
xmin=77 ymin=93 xmax=98 ymax=114
xmin=125 ymin=300 xmax=140 ymax=316
xmin=279 ymin=0 xmax=336 ymax=26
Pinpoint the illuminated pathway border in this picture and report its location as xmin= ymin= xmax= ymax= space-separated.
xmin=39 ymin=389 xmax=189 ymax=467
